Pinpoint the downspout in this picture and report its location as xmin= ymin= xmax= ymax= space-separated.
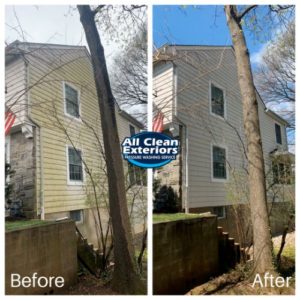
xmin=24 ymin=57 xmax=45 ymax=220
xmin=174 ymin=118 xmax=189 ymax=213
xmin=185 ymin=127 xmax=189 ymax=213
xmin=172 ymin=61 xmax=189 ymax=213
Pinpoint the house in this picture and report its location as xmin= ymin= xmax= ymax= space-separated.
xmin=153 ymin=45 xmax=294 ymax=242
xmin=5 ymin=41 xmax=146 ymax=246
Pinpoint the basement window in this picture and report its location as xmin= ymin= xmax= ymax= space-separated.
xmin=70 ymin=210 xmax=83 ymax=223
xmin=213 ymin=206 xmax=226 ymax=219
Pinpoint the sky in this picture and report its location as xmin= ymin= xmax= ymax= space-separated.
xmin=153 ymin=5 xmax=295 ymax=148
xmin=5 ymin=5 xmax=121 ymax=67
xmin=5 ymin=5 xmax=146 ymax=120
xmin=153 ymin=5 xmax=283 ymax=68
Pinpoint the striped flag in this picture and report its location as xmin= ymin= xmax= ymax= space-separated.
xmin=5 ymin=110 xmax=16 ymax=136
xmin=152 ymin=111 xmax=164 ymax=133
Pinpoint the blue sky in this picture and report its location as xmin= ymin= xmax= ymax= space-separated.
xmin=153 ymin=5 xmax=280 ymax=68
xmin=153 ymin=5 xmax=295 ymax=147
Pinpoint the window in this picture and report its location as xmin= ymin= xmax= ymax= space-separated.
xmin=70 ymin=210 xmax=83 ymax=223
xmin=213 ymin=206 xmax=226 ymax=219
xmin=272 ymin=162 xmax=292 ymax=185
xmin=129 ymin=125 xmax=135 ymax=136
xmin=212 ymin=146 xmax=227 ymax=180
xmin=64 ymin=83 xmax=80 ymax=118
xmin=67 ymin=146 xmax=83 ymax=182
xmin=275 ymin=123 xmax=282 ymax=144
xmin=210 ymin=83 xmax=225 ymax=118
xmin=128 ymin=163 xmax=147 ymax=186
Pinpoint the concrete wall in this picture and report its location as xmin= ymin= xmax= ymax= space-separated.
xmin=5 ymin=220 xmax=77 ymax=295
xmin=153 ymin=215 xmax=219 ymax=295
xmin=190 ymin=202 xmax=294 ymax=246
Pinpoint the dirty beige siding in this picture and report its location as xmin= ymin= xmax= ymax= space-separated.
xmin=5 ymin=57 xmax=27 ymax=126
xmin=171 ymin=46 xmax=288 ymax=208
xmin=27 ymin=46 xmax=104 ymax=214
xmin=26 ymin=45 xmax=145 ymax=218
xmin=153 ymin=62 xmax=174 ymax=125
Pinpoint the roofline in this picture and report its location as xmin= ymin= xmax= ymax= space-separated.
xmin=118 ymin=109 xmax=144 ymax=129
xmin=255 ymin=87 xmax=289 ymax=126
xmin=265 ymin=109 xmax=289 ymax=126
xmin=5 ymin=40 xmax=92 ymax=70
xmin=157 ymin=43 xmax=233 ymax=49
xmin=6 ymin=40 xmax=88 ymax=51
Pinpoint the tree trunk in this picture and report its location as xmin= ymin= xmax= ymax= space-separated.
xmin=77 ymin=5 xmax=144 ymax=294
xmin=224 ymin=5 xmax=274 ymax=274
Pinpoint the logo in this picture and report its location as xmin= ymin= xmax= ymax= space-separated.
xmin=122 ymin=131 xmax=179 ymax=168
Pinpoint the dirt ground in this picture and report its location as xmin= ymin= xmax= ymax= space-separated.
xmin=65 ymin=274 xmax=118 ymax=295
xmin=188 ymin=232 xmax=295 ymax=295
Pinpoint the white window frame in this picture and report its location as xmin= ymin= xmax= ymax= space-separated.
xmin=211 ymin=143 xmax=229 ymax=182
xmin=213 ymin=206 xmax=226 ymax=219
xmin=66 ymin=145 xmax=85 ymax=186
xmin=70 ymin=209 xmax=84 ymax=224
xmin=209 ymin=80 xmax=227 ymax=120
xmin=63 ymin=81 xmax=81 ymax=121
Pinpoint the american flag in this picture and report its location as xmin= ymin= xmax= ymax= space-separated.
xmin=5 ymin=110 xmax=16 ymax=136
xmin=152 ymin=111 xmax=164 ymax=133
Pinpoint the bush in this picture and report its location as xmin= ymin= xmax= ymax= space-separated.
xmin=153 ymin=185 xmax=179 ymax=213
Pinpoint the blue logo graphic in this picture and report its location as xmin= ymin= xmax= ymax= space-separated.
xmin=122 ymin=131 xmax=179 ymax=168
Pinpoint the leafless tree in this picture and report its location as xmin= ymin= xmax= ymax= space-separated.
xmin=224 ymin=4 xmax=294 ymax=275
xmin=77 ymin=5 xmax=146 ymax=294
xmin=111 ymin=24 xmax=147 ymax=124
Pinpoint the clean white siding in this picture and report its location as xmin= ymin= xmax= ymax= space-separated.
xmin=153 ymin=62 xmax=174 ymax=124
xmin=170 ymin=46 xmax=288 ymax=208
xmin=258 ymin=98 xmax=288 ymax=174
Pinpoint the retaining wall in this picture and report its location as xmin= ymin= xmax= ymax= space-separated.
xmin=5 ymin=220 xmax=77 ymax=295
xmin=153 ymin=215 xmax=219 ymax=295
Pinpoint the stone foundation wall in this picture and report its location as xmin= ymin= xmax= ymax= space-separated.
xmin=9 ymin=129 xmax=36 ymax=218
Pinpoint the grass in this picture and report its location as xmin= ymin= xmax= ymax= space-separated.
xmin=274 ymin=245 xmax=295 ymax=261
xmin=153 ymin=213 xmax=203 ymax=223
xmin=5 ymin=219 xmax=52 ymax=231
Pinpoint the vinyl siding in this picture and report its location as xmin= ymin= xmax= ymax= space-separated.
xmin=5 ymin=57 xmax=27 ymax=126
xmin=153 ymin=61 xmax=174 ymax=124
xmin=24 ymin=45 xmax=143 ymax=214
xmin=158 ymin=46 xmax=288 ymax=208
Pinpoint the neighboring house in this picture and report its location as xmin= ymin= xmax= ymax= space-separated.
xmin=153 ymin=45 xmax=294 ymax=241
xmin=5 ymin=41 xmax=146 ymax=246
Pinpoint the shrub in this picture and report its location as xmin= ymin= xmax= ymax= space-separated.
xmin=153 ymin=184 xmax=179 ymax=213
